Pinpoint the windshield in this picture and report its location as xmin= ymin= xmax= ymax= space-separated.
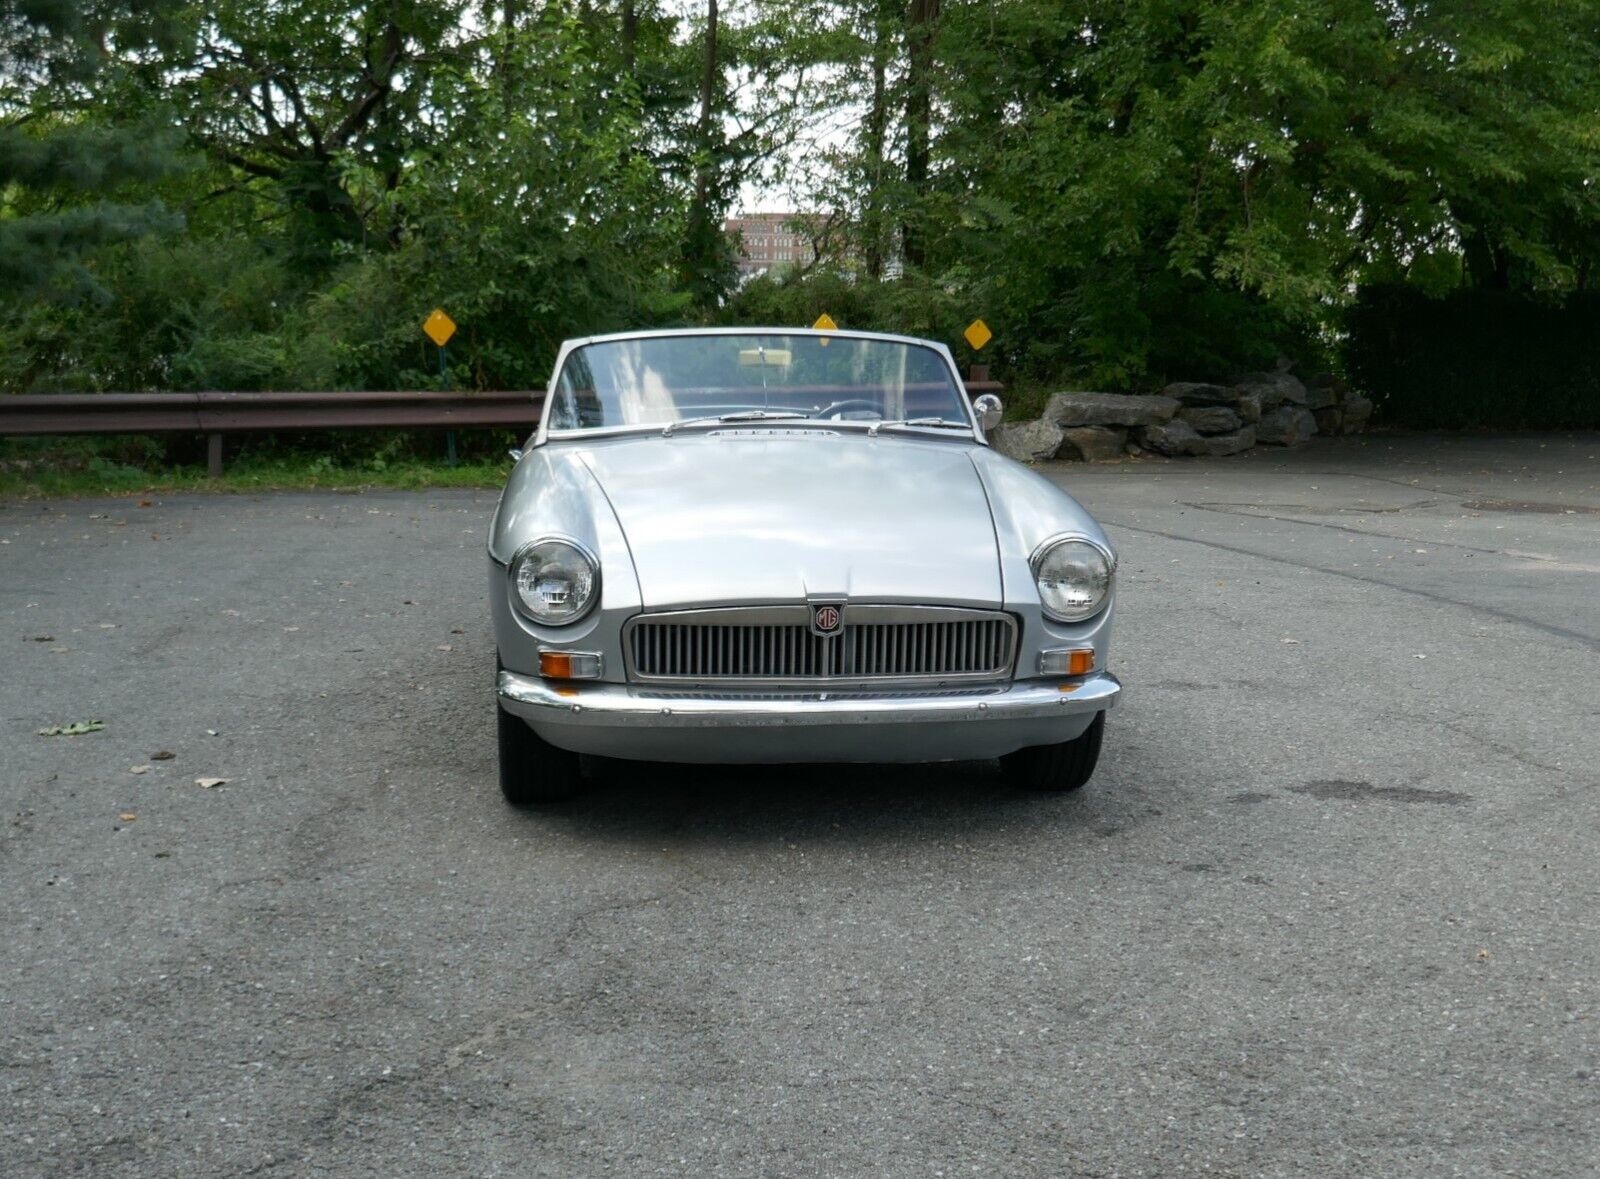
xmin=546 ymin=333 xmax=970 ymax=434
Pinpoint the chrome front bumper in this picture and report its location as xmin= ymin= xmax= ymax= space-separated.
xmin=496 ymin=670 xmax=1121 ymax=764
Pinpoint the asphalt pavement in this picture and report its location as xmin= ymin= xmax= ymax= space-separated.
xmin=2 ymin=433 xmax=1597 ymax=1177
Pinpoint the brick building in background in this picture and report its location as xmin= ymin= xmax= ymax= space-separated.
xmin=725 ymin=213 xmax=833 ymax=278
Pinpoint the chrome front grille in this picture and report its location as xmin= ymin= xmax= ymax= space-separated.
xmin=624 ymin=605 xmax=1017 ymax=686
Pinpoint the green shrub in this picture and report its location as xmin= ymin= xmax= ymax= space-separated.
xmin=1344 ymin=286 xmax=1600 ymax=429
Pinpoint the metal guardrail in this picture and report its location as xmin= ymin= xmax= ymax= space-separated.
xmin=0 ymin=390 xmax=546 ymax=476
xmin=1 ymin=369 xmax=1002 ymax=477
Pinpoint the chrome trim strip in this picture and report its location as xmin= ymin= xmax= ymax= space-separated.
xmin=499 ymin=670 xmax=1121 ymax=729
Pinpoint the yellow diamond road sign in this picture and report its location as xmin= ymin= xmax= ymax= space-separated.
xmin=423 ymin=308 xmax=457 ymax=347
xmin=812 ymin=313 xmax=837 ymax=332
xmin=963 ymin=318 xmax=992 ymax=351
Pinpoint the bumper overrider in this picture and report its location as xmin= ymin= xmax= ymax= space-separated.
xmin=497 ymin=670 xmax=1121 ymax=764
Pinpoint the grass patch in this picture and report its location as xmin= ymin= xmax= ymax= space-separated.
xmin=0 ymin=435 xmax=514 ymax=499
xmin=1000 ymin=381 xmax=1054 ymax=423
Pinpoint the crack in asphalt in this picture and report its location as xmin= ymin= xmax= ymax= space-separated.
xmin=1101 ymin=518 xmax=1600 ymax=654
xmin=1177 ymin=500 xmax=1562 ymax=563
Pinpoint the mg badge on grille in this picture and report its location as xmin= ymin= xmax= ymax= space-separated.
xmin=810 ymin=603 xmax=843 ymax=637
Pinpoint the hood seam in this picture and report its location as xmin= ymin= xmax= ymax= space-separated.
xmin=577 ymin=450 xmax=645 ymax=608
xmin=967 ymin=451 xmax=1009 ymax=606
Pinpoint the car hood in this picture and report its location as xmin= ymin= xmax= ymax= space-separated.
xmin=578 ymin=432 xmax=1002 ymax=609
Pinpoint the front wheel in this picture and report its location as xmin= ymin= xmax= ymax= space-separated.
xmin=1001 ymin=712 xmax=1105 ymax=793
xmin=497 ymin=700 xmax=584 ymax=805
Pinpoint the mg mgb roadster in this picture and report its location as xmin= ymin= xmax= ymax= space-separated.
xmin=488 ymin=328 xmax=1120 ymax=803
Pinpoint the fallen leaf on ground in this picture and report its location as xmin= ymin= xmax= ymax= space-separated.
xmin=138 ymin=500 xmax=152 ymax=508
xmin=450 ymin=627 xmax=464 ymax=635
xmin=130 ymin=765 xmax=150 ymax=775
xmin=284 ymin=626 xmax=300 ymax=632
xmin=436 ymin=644 xmax=453 ymax=652
xmin=119 ymin=812 xmax=137 ymax=822
xmin=205 ymin=729 xmax=218 ymax=736
xmin=98 ymin=623 xmax=117 ymax=629
xmin=1281 ymin=638 xmax=1302 ymax=646
xmin=150 ymin=750 xmax=175 ymax=761
xmin=38 ymin=720 xmax=106 ymax=737
xmin=28 ymin=635 xmax=54 ymax=642
xmin=194 ymin=777 xmax=228 ymax=789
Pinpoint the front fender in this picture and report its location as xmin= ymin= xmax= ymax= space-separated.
xmin=970 ymin=449 xmax=1117 ymax=672
xmin=488 ymin=447 xmax=641 ymax=679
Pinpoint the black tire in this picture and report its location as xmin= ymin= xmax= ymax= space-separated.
xmin=1001 ymin=711 xmax=1105 ymax=793
xmin=497 ymin=700 xmax=584 ymax=805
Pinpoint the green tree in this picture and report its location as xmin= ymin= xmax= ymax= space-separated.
xmin=0 ymin=0 xmax=188 ymax=295
xmin=927 ymin=0 xmax=1600 ymax=382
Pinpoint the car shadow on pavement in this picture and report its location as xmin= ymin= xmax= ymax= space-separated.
xmin=392 ymin=655 xmax=1149 ymax=847
xmin=508 ymin=755 xmax=1145 ymax=848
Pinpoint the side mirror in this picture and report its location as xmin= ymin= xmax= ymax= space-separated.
xmin=508 ymin=448 xmax=524 ymax=463
xmin=973 ymin=393 xmax=1003 ymax=433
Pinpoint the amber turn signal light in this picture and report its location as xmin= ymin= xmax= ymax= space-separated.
xmin=1038 ymin=647 xmax=1095 ymax=677
xmin=538 ymin=650 xmax=602 ymax=680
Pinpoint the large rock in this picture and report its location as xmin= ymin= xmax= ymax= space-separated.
xmin=1164 ymin=379 xmax=1262 ymax=420
xmin=1232 ymin=371 xmax=1309 ymax=410
xmin=1161 ymin=381 xmax=1239 ymax=407
xmin=1201 ymin=426 xmax=1256 ymax=456
xmin=1304 ymin=375 xmax=1343 ymax=411
xmin=1342 ymin=391 xmax=1374 ymax=432
xmin=1045 ymin=391 xmax=1178 ymax=428
xmin=1255 ymin=405 xmax=1317 ymax=446
xmin=1177 ymin=405 xmax=1243 ymax=434
xmin=1059 ymin=425 xmax=1128 ymax=462
xmin=1134 ymin=419 xmax=1210 ymax=457
xmin=988 ymin=419 xmax=1063 ymax=462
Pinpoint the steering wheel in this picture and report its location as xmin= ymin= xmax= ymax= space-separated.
xmin=811 ymin=399 xmax=884 ymax=420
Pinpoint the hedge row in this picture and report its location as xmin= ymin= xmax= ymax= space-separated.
xmin=1343 ymin=286 xmax=1600 ymax=430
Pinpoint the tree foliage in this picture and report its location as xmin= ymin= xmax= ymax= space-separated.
xmin=2 ymin=0 xmax=1598 ymax=397
xmin=0 ymin=0 xmax=189 ymax=294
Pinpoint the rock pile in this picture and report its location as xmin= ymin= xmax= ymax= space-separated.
xmin=989 ymin=371 xmax=1373 ymax=463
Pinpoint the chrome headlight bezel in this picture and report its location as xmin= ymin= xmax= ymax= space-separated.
xmin=509 ymin=537 xmax=601 ymax=626
xmin=1029 ymin=534 xmax=1115 ymax=623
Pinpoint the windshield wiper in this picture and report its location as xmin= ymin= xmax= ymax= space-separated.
xmin=662 ymin=410 xmax=808 ymax=437
xmin=867 ymin=417 xmax=972 ymax=436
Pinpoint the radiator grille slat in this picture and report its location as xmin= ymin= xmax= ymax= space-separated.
xmin=627 ymin=608 xmax=1015 ymax=684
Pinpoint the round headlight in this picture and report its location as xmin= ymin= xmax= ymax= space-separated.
xmin=511 ymin=539 xmax=599 ymax=625
xmin=1033 ymin=537 xmax=1113 ymax=623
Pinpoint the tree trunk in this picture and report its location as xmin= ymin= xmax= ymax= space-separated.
xmin=1462 ymin=230 xmax=1511 ymax=290
xmin=499 ymin=0 xmax=518 ymax=84
xmin=622 ymin=0 xmax=637 ymax=76
xmin=682 ymin=0 xmax=721 ymax=304
xmin=863 ymin=8 xmax=889 ymax=279
xmin=695 ymin=0 xmax=718 ymax=212
xmin=902 ymin=0 xmax=940 ymax=271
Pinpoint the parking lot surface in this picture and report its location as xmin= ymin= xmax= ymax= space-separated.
xmin=3 ymin=434 xmax=1597 ymax=1177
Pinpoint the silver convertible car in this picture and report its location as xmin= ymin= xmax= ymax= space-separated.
xmin=488 ymin=328 xmax=1120 ymax=803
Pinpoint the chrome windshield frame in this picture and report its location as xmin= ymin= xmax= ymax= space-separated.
xmin=530 ymin=328 xmax=978 ymax=448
